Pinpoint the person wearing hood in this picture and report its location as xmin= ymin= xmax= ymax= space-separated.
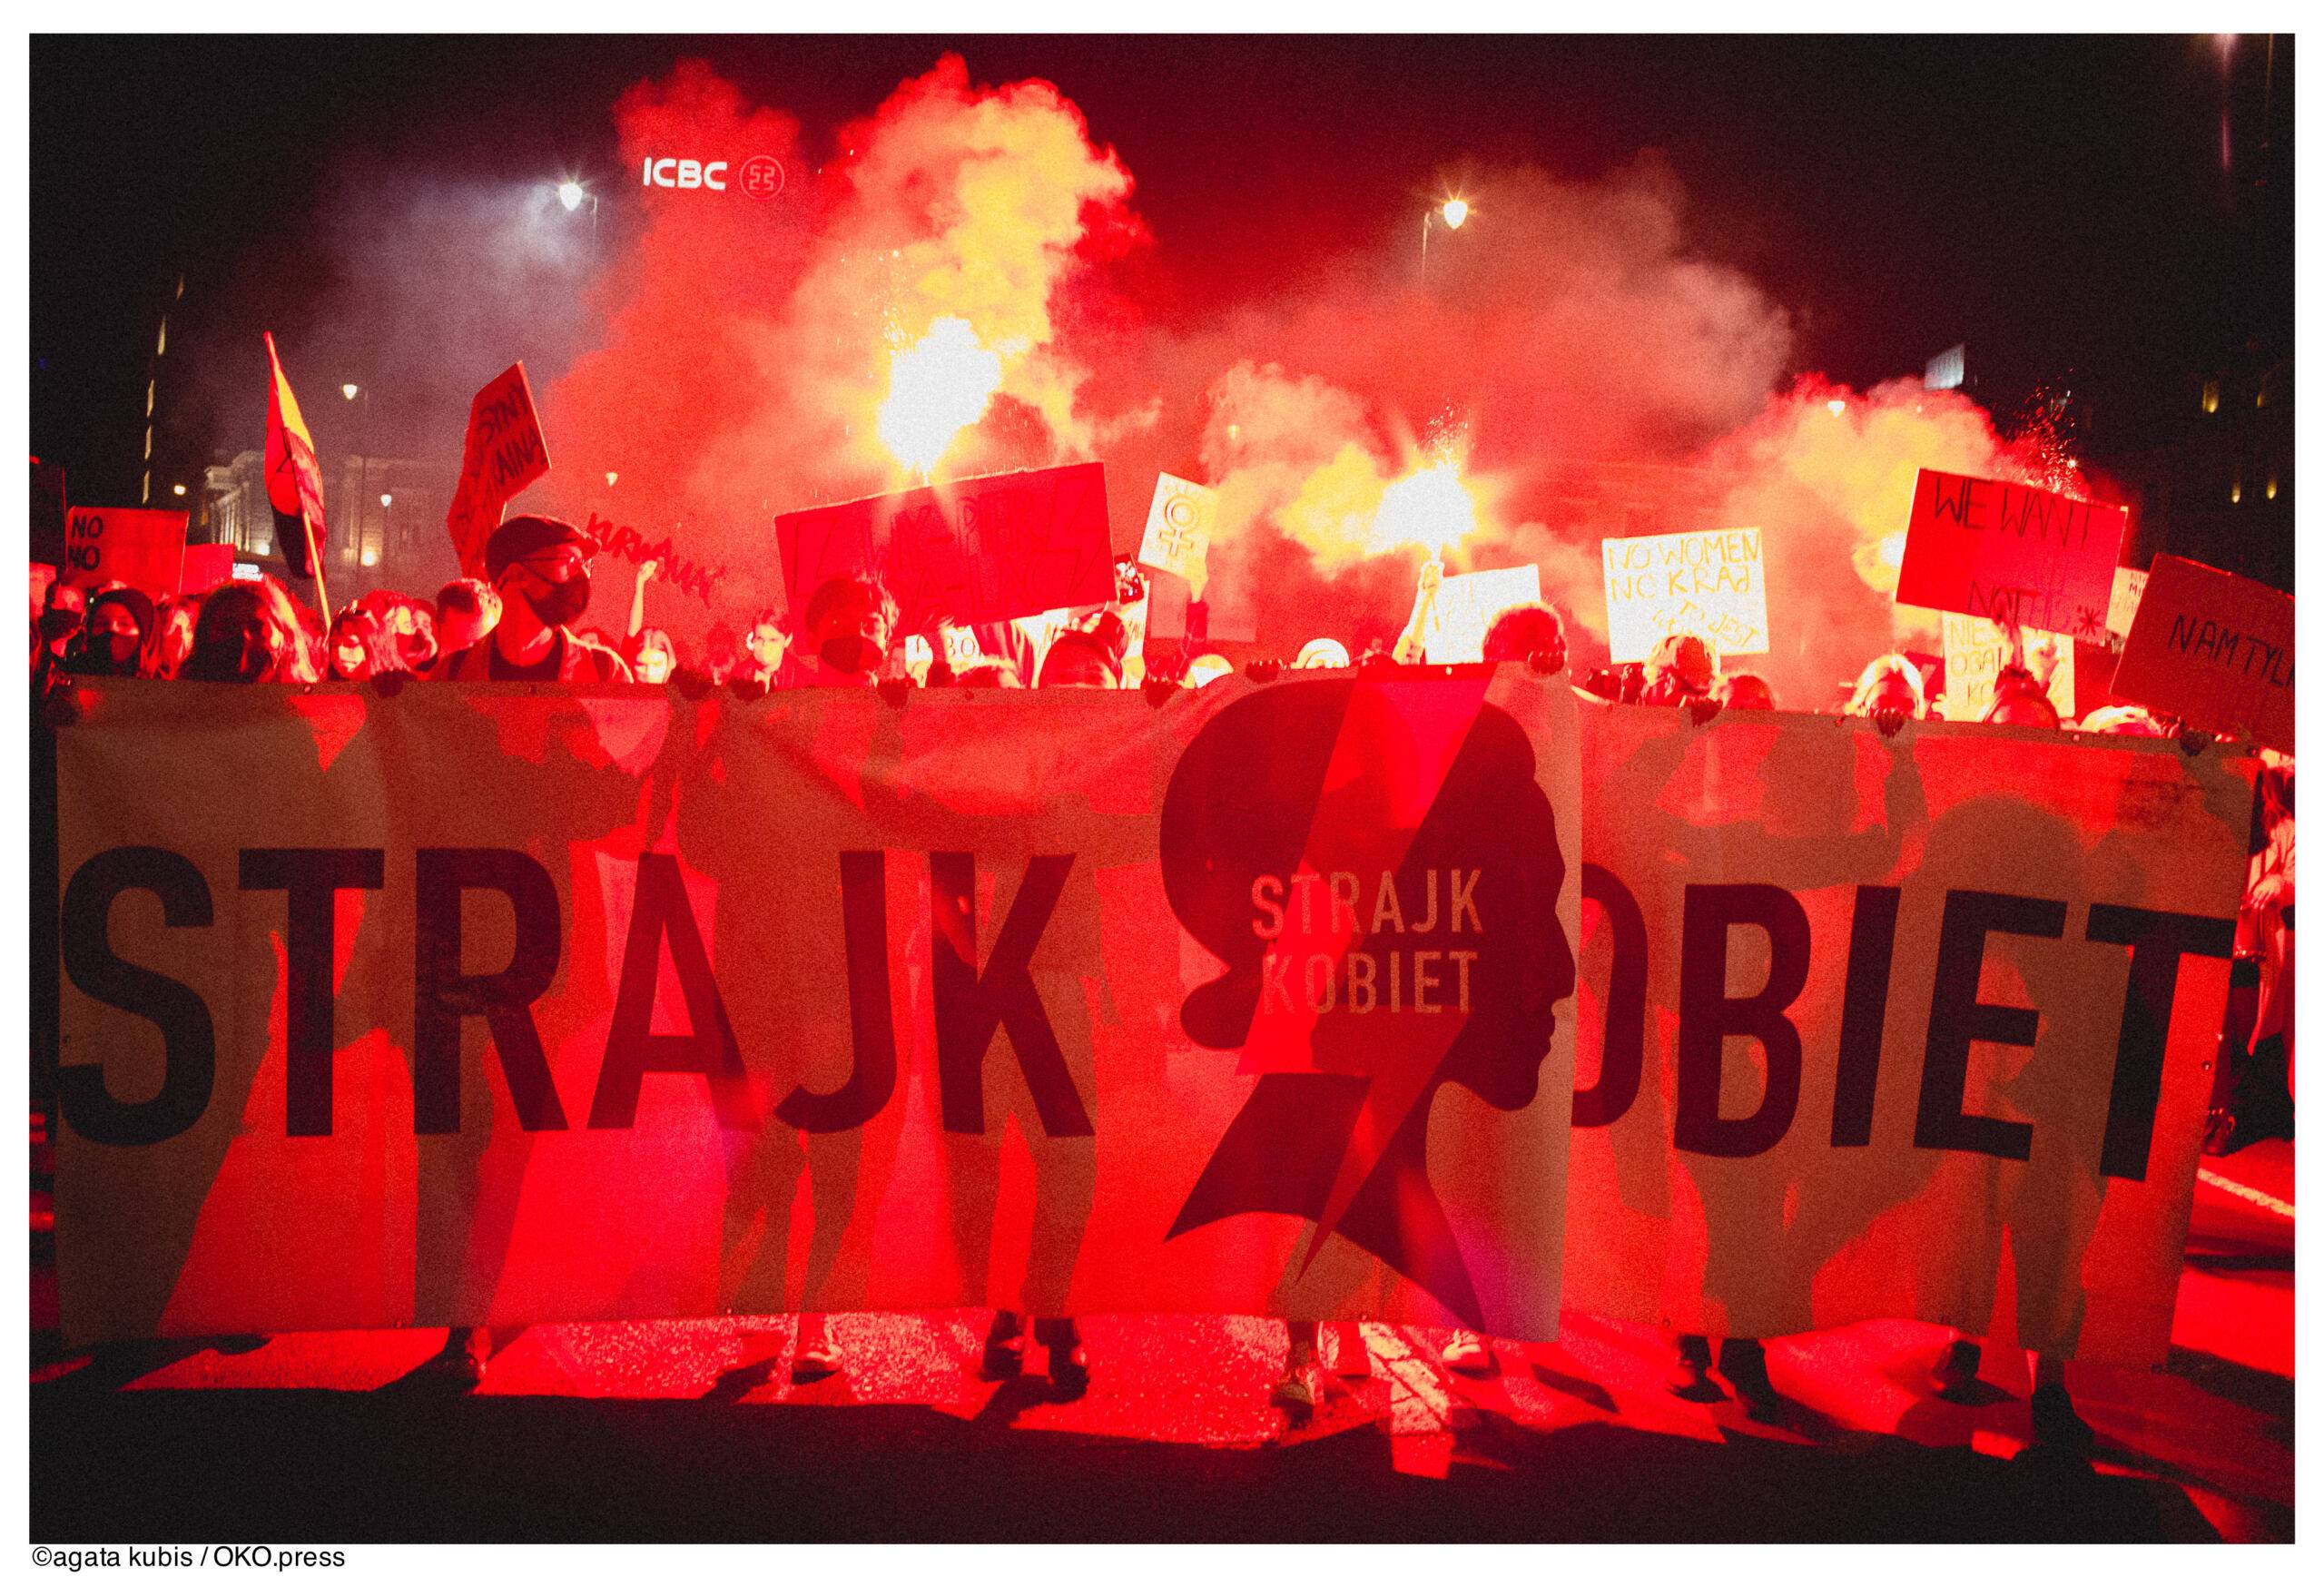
xmin=62 ymin=584 xmax=154 ymax=678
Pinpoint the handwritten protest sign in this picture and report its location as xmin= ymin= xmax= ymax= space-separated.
xmin=1430 ymin=564 xmax=1541 ymax=663
xmin=2111 ymin=554 xmax=2293 ymax=753
xmin=774 ymin=462 xmax=1113 ymax=635
xmin=1137 ymin=473 xmax=1215 ymax=599
xmin=62 ymin=507 xmax=187 ymax=599
xmin=1600 ymin=526 xmax=1768 ymax=663
xmin=585 ymin=516 xmax=727 ymax=604
xmin=2105 ymin=566 xmax=2150 ymax=653
xmin=1894 ymin=469 xmax=2126 ymax=641
xmin=1940 ymin=614 xmax=2074 ymax=722
xmin=178 ymin=545 xmax=237 ymax=596
xmin=445 ymin=363 xmax=550 ymax=577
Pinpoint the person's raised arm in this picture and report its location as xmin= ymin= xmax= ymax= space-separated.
xmin=626 ymin=557 xmax=658 ymax=639
xmin=1392 ymin=554 xmax=1443 ymax=665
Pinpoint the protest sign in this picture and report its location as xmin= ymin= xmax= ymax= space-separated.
xmin=2105 ymin=567 xmax=2149 ymax=652
xmin=445 ymin=363 xmax=550 ymax=577
xmin=178 ymin=545 xmax=237 ymax=596
xmin=53 ymin=670 xmax=1581 ymax=1345
xmin=1894 ymin=469 xmax=2127 ymax=641
xmin=1430 ymin=564 xmax=1542 ymax=663
xmin=1939 ymin=614 xmax=2074 ymax=722
xmin=2110 ymin=554 xmax=2294 ymax=754
xmin=1600 ymin=527 xmax=1768 ymax=663
xmin=1566 ymin=703 xmax=2249 ymax=1362
xmin=1136 ymin=473 xmax=1215 ymax=599
xmin=586 ymin=515 xmax=727 ymax=604
xmin=775 ymin=462 xmax=1113 ymax=635
xmin=61 ymin=507 xmax=187 ymax=598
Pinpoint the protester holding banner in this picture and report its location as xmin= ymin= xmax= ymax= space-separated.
xmin=728 ymin=606 xmax=801 ymax=696
xmin=430 ymin=516 xmax=631 ymax=684
xmin=328 ymin=606 xmax=391 ymax=682
xmin=794 ymin=574 xmax=897 ymax=687
xmin=61 ymin=584 xmax=154 ymax=679
xmin=177 ymin=577 xmax=320 ymax=684
xmin=147 ymin=594 xmax=200 ymax=681
xmin=433 ymin=577 xmax=500 ymax=665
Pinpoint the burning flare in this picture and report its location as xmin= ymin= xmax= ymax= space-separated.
xmin=877 ymin=316 xmax=1005 ymax=477
xmin=1370 ymin=460 xmax=1485 ymax=557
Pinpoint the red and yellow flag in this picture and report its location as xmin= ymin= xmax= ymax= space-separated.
xmin=262 ymin=332 xmax=329 ymax=578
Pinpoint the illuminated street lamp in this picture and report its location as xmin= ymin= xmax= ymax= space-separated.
xmin=1421 ymin=197 xmax=1472 ymax=282
xmin=606 ymin=471 xmax=619 ymax=488
xmin=341 ymin=383 xmax=359 ymax=401
xmin=379 ymin=493 xmax=393 ymax=508
xmin=172 ymin=483 xmax=187 ymax=497
xmin=558 ymin=181 xmax=586 ymax=212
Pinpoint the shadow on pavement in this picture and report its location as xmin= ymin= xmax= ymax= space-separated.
xmin=32 ymin=1387 xmax=2229 ymax=1543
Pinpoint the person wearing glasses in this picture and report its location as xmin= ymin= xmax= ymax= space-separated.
xmin=432 ymin=516 xmax=632 ymax=684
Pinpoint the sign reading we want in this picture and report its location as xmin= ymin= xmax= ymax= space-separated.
xmin=1894 ymin=468 xmax=2127 ymax=642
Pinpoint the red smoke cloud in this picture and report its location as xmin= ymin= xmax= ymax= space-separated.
xmin=544 ymin=59 xmax=2108 ymax=704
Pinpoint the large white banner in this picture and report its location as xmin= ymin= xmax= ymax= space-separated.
xmin=53 ymin=673 xmax=1581 ymax=1346
xmin=1565 ymin=702 xmax=2248 ymax=1362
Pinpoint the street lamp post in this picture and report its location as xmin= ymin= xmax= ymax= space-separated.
xmin=1421 ymin=198 xmax=1470 ymax=283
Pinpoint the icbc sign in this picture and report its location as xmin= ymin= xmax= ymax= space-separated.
xmin=641 ymin=155 xmax=785 ymax=200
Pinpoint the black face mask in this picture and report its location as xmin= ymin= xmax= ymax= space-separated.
xmin=522 ymin=572 xmax=592 ymax=629
xmin=183 ymin=631 xmax=274 ymax=684
xmin=820 ymin=634 xmax=881 ymax=675
xmin=40 ymin=609 xmax=81 ymax=643
xmin=100 ymin=631 xmax=142 ymax=671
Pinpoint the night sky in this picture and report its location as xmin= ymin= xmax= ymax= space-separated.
xmin=31 ymin=33 xmax=2293 ymax=506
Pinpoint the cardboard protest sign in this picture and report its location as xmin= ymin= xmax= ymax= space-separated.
xmin=1600 ymin=527 xmax=1769 ymax=663
xmin=178 ymin=545 xmax=237 ymax=596
xmin=2105 ymin=567 xmax=2150 ymax=653
xmin=1894 ymin=469 xmax=2127 ymax=640
xmin=774 ymin=462 xmax=1113 ymax=635
xmin=61 ymin=507 xmax=188 ymax=598
xmin=2111 ymin=555 xmax=2293 ymax=753
xmin=445 ymin=363 xmax=550 ymax=577
xmin=1940 ymin=614 xmax=2074 ymax=722
xmin=1430 ymin=564 xmax=1541 ymax=663
xmin=1137 ymin=473 xmax=1215 ymax=599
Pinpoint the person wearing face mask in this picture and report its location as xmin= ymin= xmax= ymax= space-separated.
xmin=63 ymin=585 xmax=155 ymax=678
xmin=431 ymin=516 xmax=632 ymax=684
xmin=623 ymin=627 xmax=676 ymax=685
xmin=35 ymin=581 xmax=86 ymax=692
xmin=797 ymin=574 xmax=897 ymax=688
xmin=179 ymin=578 xmax=322 ymax=685
xmin=328 ymin=607 xmax=389 ymax=682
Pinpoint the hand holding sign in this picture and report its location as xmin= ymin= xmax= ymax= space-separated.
xmin=1137 ymin=473 xmax=1216 ymax=600
xmin=446 ymin=363 xmax=550 ymax=577
xmin=2111 ymin=555 xmax=2293 ymax=753
xmin=774 ymin=462 xmax=1113 ymax=636
xmin=1894 ymin=469 xmax=2127 ymax=640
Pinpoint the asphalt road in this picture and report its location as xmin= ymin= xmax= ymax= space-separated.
xmin=28 ymin=1140 xmax=2292 ymax=1543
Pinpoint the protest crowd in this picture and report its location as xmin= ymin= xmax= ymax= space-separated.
xmin=29 ymin=493 xmax=2294 ymax=1451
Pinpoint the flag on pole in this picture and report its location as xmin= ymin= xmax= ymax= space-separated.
xmin=263 ymin=332 xmax=329 ymax=579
